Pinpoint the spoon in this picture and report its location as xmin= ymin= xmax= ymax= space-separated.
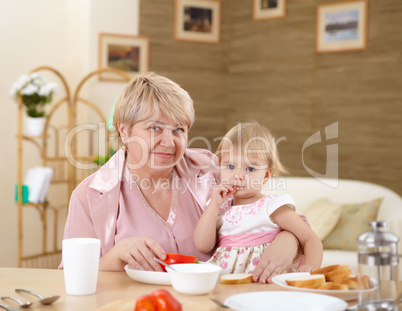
xmin=153 ymin=257 xmax=177 ymax=271
xmin=0 ymin=303 xmax=23 ymax=311
xmin=1 ymin=297 xmax=33 ymax=308
xmin=14 ymin=289 xmax=59 ymax=305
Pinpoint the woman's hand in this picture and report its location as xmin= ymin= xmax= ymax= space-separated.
xmin=252 ymin=231 xmax=299 ymax=284
xmin=297 ymin=264 xmax=315 ymax=273
xmin=99 ymin=236 xmax=166 ymax=271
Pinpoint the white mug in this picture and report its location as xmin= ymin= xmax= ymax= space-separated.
xmin=62 ymin=238 xmax=101 ymax=295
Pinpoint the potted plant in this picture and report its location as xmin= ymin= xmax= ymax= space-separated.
xmin=10 ymin=73 xmax=58 ymax=136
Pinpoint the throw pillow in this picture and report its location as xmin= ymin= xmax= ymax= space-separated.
xmin=303 ymin=198 xmax=342 ymax=241
xmin=322 ymin=197 xmax=383 ymax=251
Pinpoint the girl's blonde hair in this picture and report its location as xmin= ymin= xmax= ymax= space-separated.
xmin=216 ymin=121 xmax=287 ymax=176
xmin=113 ymin=72 xmax=195 ymax=132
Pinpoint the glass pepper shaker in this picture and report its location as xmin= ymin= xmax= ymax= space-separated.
xmin=357 ymin=221 xmax=400 ymax=311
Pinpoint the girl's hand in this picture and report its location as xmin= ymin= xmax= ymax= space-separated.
xmin=297 ymin=264 xmax=316 ymax=273
xmin=100 ymin=236 xmax=166 ymax=271
xmin=210 ymin=183 xmax=235 ymax=206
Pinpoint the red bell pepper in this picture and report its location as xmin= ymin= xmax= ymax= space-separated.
xmin=134 ymin=294 xmax=156 ymax=311
xmin=151 ymin=289 xmax=182 ymax=311
xmin=134 ymin=289 xmax=182 ymax=311
xmin=158 ymin=253 xmax=198 ymax=272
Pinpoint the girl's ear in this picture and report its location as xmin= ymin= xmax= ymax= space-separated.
xmin=263 ymin=169 xmax=272 ymax=184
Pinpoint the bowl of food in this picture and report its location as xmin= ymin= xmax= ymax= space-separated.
xmin=167 ymin=263 xmax=222 ymax=295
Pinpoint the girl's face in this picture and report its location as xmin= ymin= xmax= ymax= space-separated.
xmin=220 ymin=153 xmax=270 ymax=202
xmin=118 ymin=113 xmax=189 ymax=175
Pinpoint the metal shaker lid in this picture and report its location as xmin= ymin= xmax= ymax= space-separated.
xmin=357 ymin=221 xmax=399 ymax=248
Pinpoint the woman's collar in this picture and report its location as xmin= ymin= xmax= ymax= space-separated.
xmin=89 ymin=147 xmax=126 ymax=193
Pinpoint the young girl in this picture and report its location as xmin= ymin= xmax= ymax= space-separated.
xmin=193 ymin=122 xmax=323 ymax=274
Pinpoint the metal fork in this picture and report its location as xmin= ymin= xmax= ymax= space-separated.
xmin=209 ymin=297 xmax=229 ymax=308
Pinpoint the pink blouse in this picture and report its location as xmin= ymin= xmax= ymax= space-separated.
xmin=116 ymin=169 xmax=212 ymax=261
xmin=60 ymin=148 xmax=219 ymax=268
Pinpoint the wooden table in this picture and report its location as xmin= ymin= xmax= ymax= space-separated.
xmin=0 ymin=268 xmax=270 ymax=310
xmin=1 ymin=267 xmax=398 ymax=311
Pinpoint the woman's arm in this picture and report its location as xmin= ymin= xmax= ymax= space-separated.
xmin=271 ymin=206 xmax=323 ymax=272
xmin=252 ymin=230 xmax=300 ymax=283
xmin=63 ymin=190 xmax=166 ymax=272
xmin=62 ymin=191 xmax=99 ymax=240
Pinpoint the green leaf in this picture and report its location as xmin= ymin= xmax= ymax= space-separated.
xmin=93 ymin=147 xmax=117 ymax=166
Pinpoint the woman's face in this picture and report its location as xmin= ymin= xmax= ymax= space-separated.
xmin=119 ymin=113 xmax=189 ymax=174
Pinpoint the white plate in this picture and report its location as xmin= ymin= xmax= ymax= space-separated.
xmin=124 ymin=264 xmax=171 ymax=285
xmin=225 ymin=291 xmax=348 ymax=311
xmin=272 ymin=272 xmax=376 ymax=302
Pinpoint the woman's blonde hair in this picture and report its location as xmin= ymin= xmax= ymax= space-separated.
xmin=216 ymin=121 xmax=287 ymax=176
xmin=113 ymin=72 xmax=195 ymax=131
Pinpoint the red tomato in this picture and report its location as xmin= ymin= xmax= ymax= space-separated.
xmin=134 ymin=294 xmax=156 ymax=311
xmin=159 ymin=253 xmax=198 ymax=272
xmin=151 ymin=289 xmax=182 ymax=311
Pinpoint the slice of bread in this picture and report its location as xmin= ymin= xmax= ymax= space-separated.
xmin=360 ymin=275 xmax=375 ymax=289
xmin=338 ymin=278 xmax=359 ymax=290
xmin=220 ymin=273 xmax=254 ymax=284
xmin=285 ymin=274 xmax=325 ymax=288
xmin=311 ymin=265 xmax=353 ymax=283
xmin=325 ymin=268 xmax=353 ymax=282
xmin=318 ymin=282 xmax=349 ymax=290
xmin=311 ymin=265 xmax=348 ymax=275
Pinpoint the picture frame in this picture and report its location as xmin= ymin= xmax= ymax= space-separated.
xmin=98 ymin=33 xmax=149 ymax=81
xmin=316 ymin=0 xmax=368 ymax=54
xmin=174 ymin=0 xmax=221 ymax=44
xmin=253 ymin=0 xmax=286 ymax=21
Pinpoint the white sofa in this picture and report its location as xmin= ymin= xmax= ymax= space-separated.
xmin=263 ymin=177 xmax=402 ymax=275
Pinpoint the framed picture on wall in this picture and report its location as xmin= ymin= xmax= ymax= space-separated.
xmin=253 ymin=0 xmax=286 ymax=21
xmin=98 ymin=33 xmax=149 ymax=81
xmin=316 ymin=0 xmax=368 ymax=53
xmin=174 ymin=0 xmax=221 ymax=44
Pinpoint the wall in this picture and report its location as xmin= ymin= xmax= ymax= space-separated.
xmin=227 ymin=0 xmax=402 ymax=192
xmin=0 ymin=0 xmax=139 ymax=267
xmin=140 ymin=0 xmax=230 ymax=152
xmin=140 ymin=0 xmax=402 ymax=195
xmin=0 ymin=0 xmax=70 ymax=268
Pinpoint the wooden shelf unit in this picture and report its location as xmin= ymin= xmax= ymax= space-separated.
xmin=16 ymin=66 xmax=131 ymax=268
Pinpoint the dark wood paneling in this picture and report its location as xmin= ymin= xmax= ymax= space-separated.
xmin=140 ymin=0 xmax=402 ymax=195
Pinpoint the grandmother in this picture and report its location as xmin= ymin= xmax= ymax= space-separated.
xmin=61 ymin=73 xmax=301 ymax=283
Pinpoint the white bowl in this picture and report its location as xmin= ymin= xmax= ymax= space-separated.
xmin=167 ymin=263 xmax=222 ymax=295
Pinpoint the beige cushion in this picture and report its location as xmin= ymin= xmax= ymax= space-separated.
xmin=303 ymin=198 xmax=342 ymax=241
xmin=322 ymin=197 xmax=383 ymax=251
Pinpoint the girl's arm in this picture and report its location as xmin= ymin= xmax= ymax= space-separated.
xmin=271 ymin=205 xmax=323 ymax=272
xmin=193 ymin=200 xmax=221 ymax=253
xmin=193 ymin=184 xmax=234 ymax=253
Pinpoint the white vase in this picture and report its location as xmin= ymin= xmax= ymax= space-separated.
xmin=25 ymin=117 xmax=46 ymax=136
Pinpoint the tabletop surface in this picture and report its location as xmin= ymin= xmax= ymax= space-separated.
xmin=1 ymin=267 xmax=273 ymax=311
xmin=1 ymin=267 xmax=394 ymax=311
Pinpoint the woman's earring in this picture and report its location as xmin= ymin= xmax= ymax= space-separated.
xmin=122 ymin=144 xmax=128 ymax=151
